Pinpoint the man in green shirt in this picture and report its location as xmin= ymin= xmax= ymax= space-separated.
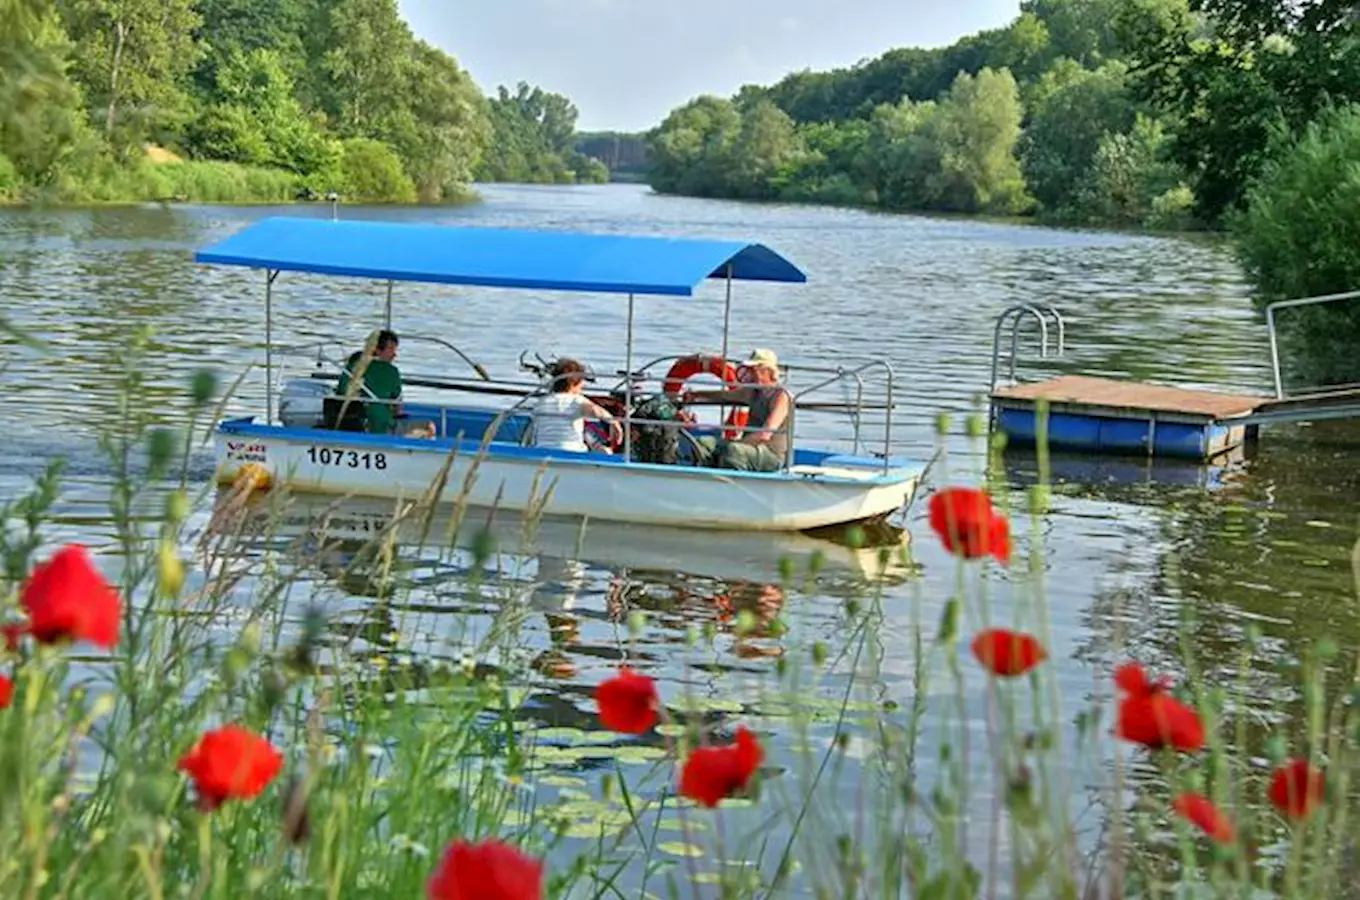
xmin=335 ymin=329 xmax=403 ymax=434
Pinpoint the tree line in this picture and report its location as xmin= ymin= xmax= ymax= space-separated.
xmin=645 ymin=0 xmax=1360 ymax=384
xmin=0 ymin=0 xmax=606 ymax=205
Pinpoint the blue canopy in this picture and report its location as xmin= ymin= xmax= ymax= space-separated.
xmin=193 ymin=217 xmax=807 ymax=297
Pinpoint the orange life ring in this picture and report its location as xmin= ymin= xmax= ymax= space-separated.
xmin=662 ymin=355 xmax=749 ymax=440
xmin=723 ymin=408 xmax=749 ymax=441
xmin=662 ymin=354 xmax=739 ymax=396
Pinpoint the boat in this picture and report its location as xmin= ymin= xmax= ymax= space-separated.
xmin=193 ymin=216 xmax=930 ymax=533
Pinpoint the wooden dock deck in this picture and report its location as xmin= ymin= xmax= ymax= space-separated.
xmin=991 ymin=375 xmax=1267 ymax=421
xmin=990 ymin=375 xmax=1270 ymax=460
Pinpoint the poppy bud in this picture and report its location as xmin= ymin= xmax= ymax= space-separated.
xmin=281 ymin=776 xmax=310 ymax=845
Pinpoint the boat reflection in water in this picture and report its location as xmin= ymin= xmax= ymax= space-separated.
xmin=198 ymin=488 xmax=917 ymax=673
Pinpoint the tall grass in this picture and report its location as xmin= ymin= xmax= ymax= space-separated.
xmin=5 ymin=158 xmax=302 ymax=207
xmin=1 ymin=337 xmax=1358 ymax=898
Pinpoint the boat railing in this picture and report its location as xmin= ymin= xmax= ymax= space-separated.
xmin=274 ymin=333 xmax=492 ymax=397
xmin=615 ymin=355 xmax=897 ymax=473
xmin=789 ymin=359 xmax=896 ymax=473
xmin=269 ymin=343 xmax=898 ymax=472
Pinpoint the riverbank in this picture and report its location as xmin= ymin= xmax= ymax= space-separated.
xmin=0 ymin=151 xmax=489 ymax=209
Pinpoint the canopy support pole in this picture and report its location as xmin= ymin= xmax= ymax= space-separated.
xmin=720 ymin=263 xmax=733 ymax=363
xmin=384 ymin=280 xmax=394 ymax=330
xmin=624 ymin=293 xmax=635 ymax=462
xmin=720 ymin=262 xmax=734 ymax=428
xmin=265 ymin=269 xmax=280 ymax=424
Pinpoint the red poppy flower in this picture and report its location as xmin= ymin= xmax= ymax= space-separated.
xmin=679 ymin=725 xmax=764 ymax=808
xmin=595 ymin=667 xmax=659 ymax=734
xmin=427 ymin=838 xmax=545 ymax=900
xmin=19 ymin=545 xmax=121 ymax=649
xmin=928 ymin=487 xmax=1011 ymax=565
xmin=177 ymin=724 xmax=284 ymax=811
xmin=1113 ymin=663 xmax=1204 ymax=753
xmin=1173 ymin=792 xmax=1235 ymax=844
xmin=1269 ymin=759 xmax=1325 ymax=820
xmin=0 ymin=674 xmax=12 ymax=710
xmin=971 ymin=628 xmax=1047 ymax=676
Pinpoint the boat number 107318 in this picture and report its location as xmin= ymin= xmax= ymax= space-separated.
xmin=306 ymin=446 xmax=388 ymax=470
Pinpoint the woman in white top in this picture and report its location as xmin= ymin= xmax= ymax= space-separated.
xmin=531 ymin=358 xmax=623 ymax=453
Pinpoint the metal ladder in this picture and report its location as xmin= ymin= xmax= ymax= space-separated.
xmin=988 ymin=304 xmax=1066 ymax=395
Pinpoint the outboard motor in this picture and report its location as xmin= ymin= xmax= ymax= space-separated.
xmin=279 ymin=378 xmax=330 ymax=428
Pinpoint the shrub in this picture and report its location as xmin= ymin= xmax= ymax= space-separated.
xmin=334 ymin=138 xmax=418 ymax=204
xmin=0 ymin=153 xmax=18 ymax=200
xmin=1145 ymin=184 xmax=1197 ymax=230
xmin=1233 ymin=103 xmax=1360 ymax=387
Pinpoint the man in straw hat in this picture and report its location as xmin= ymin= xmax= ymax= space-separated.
xmin=682 ymin=348 xmax=792 ymax=472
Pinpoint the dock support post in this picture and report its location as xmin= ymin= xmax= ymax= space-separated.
xmin=265 ymin=269 xmax=279 ymax=424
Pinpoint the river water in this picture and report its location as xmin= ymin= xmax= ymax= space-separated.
xmin=2 ymin=183 xmax=1358 ymax=893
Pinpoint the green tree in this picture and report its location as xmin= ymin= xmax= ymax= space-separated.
xmin=1079 ymin=114 xmax=1185 ymax=224
xmin=925 ymin=68 xmax=1029 ymax=213
xmin=322 ymin=0 xmax=413 ymax=137
xmin=726 ymin=99 xmax=805 ymax=199
xmin=1022 ymin=0 xmax=1124 ymax=67
xmin=193 ymin=0 xmax=311 ymax=97
xmin=189 ymin=47 xmax=337 ymax=175
xmin=1020 ymin=61 xmax=1135 ymax=216
xmin=646 ymin=95 xmax=742 ymax=196
xmin=1119 ymin=0 xmax=1360 ymax=223
xmin=58 ymin=0 xmax=203 ymax=142
xmin=475 ymin=82 xmax=587 ymax=184
xmin=383 ymin=41 xmax=490 ymax=201
xmin=0 ymin=1 xmax=94 ymax=188
xmin=1232 ymin=104 xmax=1360 ymax=386
xmin=857 ymin=99 xmax=940 ymax=208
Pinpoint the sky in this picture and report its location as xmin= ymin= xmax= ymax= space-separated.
xmin=399 ymin=0 xmax=1023 ymax=132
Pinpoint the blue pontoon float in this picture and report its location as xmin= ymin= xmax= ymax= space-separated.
xmin=194 ymin=217 xmax=926 ymax=532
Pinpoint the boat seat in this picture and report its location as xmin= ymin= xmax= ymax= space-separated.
xmin=322 ymin=395 xmax=367 ymax=432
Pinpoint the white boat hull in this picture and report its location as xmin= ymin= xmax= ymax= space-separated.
xmin=215 ymin=421 xmax=923 ymax=533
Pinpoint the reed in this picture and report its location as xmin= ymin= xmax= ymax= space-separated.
xmin=1 ymin=335 xmax=1357 ymax=898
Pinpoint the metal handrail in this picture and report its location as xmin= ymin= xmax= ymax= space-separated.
xmin=791 ymin=358 xmax=897 ymax=474
xmin=1264 ymin=289 xmax=1360 ymax=399
xmin=279 ymin=332 xmax=491 ymax=383
xmin=277 ymin=342 xmax=898 ymax=474
xmin=988 ymin=303 xmax=1066 ymax=394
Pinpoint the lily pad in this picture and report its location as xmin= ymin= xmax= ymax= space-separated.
xmin=678 ymin=697 xmax=745 ymax=714
xmin=531 ymin=727 xmax=588 ymax=745
xmin=616 ymin=746 xmax=669 ymax=764
xmin=658 ymin=841 xmax=705 ymax=858
xmin=655 ymin=817 xmax=708 ymax=833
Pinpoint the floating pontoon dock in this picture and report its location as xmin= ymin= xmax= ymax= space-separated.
xmin=987 ymin=296 xmax=1360 ymax=461
xmin=992 ymin=374 xmax=1265 ymax=459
